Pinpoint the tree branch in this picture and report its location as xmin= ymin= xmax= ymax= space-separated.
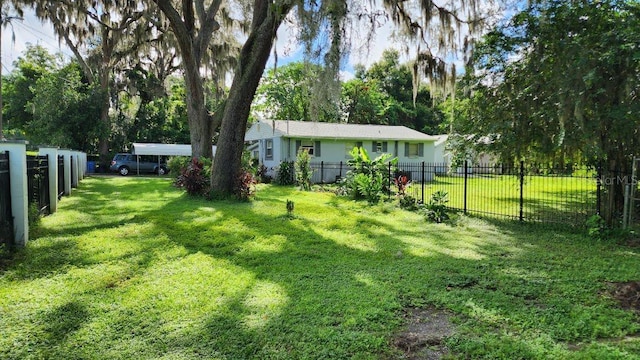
xmin=154 ymin=0 xmax=196 ymax=62
xmin=194 ymin=0 xmax=222 ymax=61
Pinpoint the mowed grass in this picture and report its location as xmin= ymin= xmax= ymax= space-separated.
xmin=1 ymin=177 xmax=638 ymax=359
xmin=408 ymin=173 xmax=597 ymax=224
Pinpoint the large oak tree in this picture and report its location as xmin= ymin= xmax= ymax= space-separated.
xmin=459 ymin=0 xmax=640 ymax=223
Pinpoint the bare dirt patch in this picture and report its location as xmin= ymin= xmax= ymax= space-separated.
xmin=393 ymin=307 xmax=456 ymax=360
xmin=609 ymin=280 xmax=640 ymax=313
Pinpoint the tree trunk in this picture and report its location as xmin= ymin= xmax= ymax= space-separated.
xmin=184 ymin=63 xmax=213 ymax=159
xmin=98 ymin=69 xmax=111 ymax=168
xmin=210 ymin=0 xmax=291 ymax=195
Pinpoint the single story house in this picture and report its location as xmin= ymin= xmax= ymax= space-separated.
xmin=245 ymin=120 xmax=439 ymax=182
xmin=432 ymin=134 xmax=499 ymax=174
xmin=433 ymin=134 xmax=450 ymax=174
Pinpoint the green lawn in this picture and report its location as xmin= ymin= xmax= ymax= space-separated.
xmin=407 ymin=173 xmax=597 ymax=224
xmin=1 ymin=177 xmax=638 ymax=359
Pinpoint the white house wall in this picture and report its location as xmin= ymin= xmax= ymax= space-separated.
xmin=276 ymin=139 xmax=436 ymax=183
xmin=282 ymin=139 xmax=435 ymax=163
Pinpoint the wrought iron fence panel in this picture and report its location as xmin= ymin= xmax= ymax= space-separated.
xmin=0 ymin=151 xmax=12 ymax=243
xmin=58 ymin=155 xmax=64 ymax=198
xmin=26 ymin=155 xmax=50 ymax=215
xmin=305 ymin=160 xmax=601 ymax=226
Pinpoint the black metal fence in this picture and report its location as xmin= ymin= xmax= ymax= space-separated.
xmin=26 ymin=155 xmax=50 ymax=215
xmin=70 ymin=155 xmax=76 ymax=188
xmin=0 ymin=151 xmax=12 ymax=244
xmin=309 ymin=161 xmax=604 ymax=226
xmin=58 ymin=155 xmax=65 ymax=198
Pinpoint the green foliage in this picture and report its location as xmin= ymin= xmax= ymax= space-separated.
xmin=339 ymin=147 xmax=397 ymax=204
xmin=0 ymin=220 xmax=12 ymax=250
xmin=175 ymin=158 xmax=210 ymax=196
xmin=286 ymin=199 xmax=295 ymax=218
xmin=353 ymin=172 xmax=384 ymax=204
xmin=28 ymin=202 xmax=41 ymax=227
xmin=111 ymin=79 xmax=191 ymax=153
xmin=342 ymin=50 xmax=444 ymax=133
xmin=256 ymin=164 xmax=272 ymax=184
xmin=233 ymin=170 xmax=256 ymax=201
xmin=168 ymin=156 xmax=211 ymax=180
xmin=2 ymin=177 xmax=640 ymax=359
xmin=586 ymin=214 xmax=606 ymax=238
xmin=398 ymin=194 xmax=420 ymax=211
xmin=340 ymin=78 xmax=388 ymax=124
xmin=274 ymin=161 xmax=296 ymax=186
xmin=167 ymin=156 xmax=191 ymax=179
xmin=26 ymin=62 xmax=103 ymax=153
xmin=424 ymin=190 xmax=450 ymax=223
xmin=253 ymin=62 xmax=329 ymax=121
xmin=2 ymin=44 xmax=61 ymax=135
xmin=241 ymin=150 xmax=258 ymax=175
xmin=295 ymin=149 xmax=313 ymax=191
xmin=461 ymin=0 xmax=640 ymax=167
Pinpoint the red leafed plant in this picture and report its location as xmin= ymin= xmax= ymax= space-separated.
xmin=394 ymin=175 xmax=411 ymax=196
xmin=234 ymin=170 xmax=256 ymax=201
xmin=175 ymin=158 xmax=209 ymax=196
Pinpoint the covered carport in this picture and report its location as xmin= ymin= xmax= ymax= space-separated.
xmin=129 ymin=143 xmax=217 ymax=175
xmin=132 ymin=143 xmax=193 ymax=157
xmin=131 ymin=143 xmax=217 ymax=157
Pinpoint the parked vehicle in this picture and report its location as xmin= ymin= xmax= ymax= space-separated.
xmin=109 ymin=154 xmax=169 ymax=176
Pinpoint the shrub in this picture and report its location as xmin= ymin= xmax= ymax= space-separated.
xmin=394 ymin=175 xmax=411 ymax=196
xmin=168 ymin=156 xmax=212 ymax=180
xmin=339 ymin=147 xmax=397 ymax=203
xmin=28 ymin=202 xmax=41 ymax=226
xmin=175 ymin=158 xmax=210 ymax=196
xmin=241 ymin=150 xmax=258 ymax=175
xmin=295 ymin=149 xmax=313 ymax=191
xmin=424 ymin=190 xmax=450 ymax=223
xmin=586 ymin=214 xmax=606 ymax=238
xmin=399 ymin=194 xmax=420 ymax=211
xmin=275 ymin=161 xmax=296 ymax=185
xmin=0 ymin=220 xmax=13 ymax=249
xmin=234 ymin=170 xmax=256 ymax=201
xmin=167 ymin=156 xmax=191 ymax=179
xmin=354 ymin=172 xmax=384 ymax=204
xmin=256 ymin=164 xmax=272 ymax=184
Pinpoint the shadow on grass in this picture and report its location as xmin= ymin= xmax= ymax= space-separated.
xmin=2 ymin=178 xmax=639 ymax=359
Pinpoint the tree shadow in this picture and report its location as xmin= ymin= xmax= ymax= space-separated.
xmin=2 ymin=178 xmax=639 ymax=359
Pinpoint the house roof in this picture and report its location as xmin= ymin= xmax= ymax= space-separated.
xmin=245 ymin=120 xmax=438 ymax=142
xmin=434 ymin=134 xmax=449 ymax=147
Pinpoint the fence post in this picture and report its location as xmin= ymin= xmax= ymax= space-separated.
xmin=519 ymin=161 xmax=525 ymax=221
xmin=59 ymin=150 xmax=72 ymax=195
xmin=339 ymin=161 xmax=343 ymax=180
xmin=71 ymin=152 xmax=79 ymax=188
xmin=463 ymin=160 xmax=468 ymax=214
xmin=596 ymin=161 xmax=602 ymax=216
xmin=0 ymin=141 xmax=29 ymax=247
xmin=39 ymin=147 xmax=59 ymax=213
xmin=321 ymin=161 xmax=324 ymax=184
xmin=623 ymin=183 xmax=631 ymax=229
xmin=421 ymin=162 xmax=425 ymax=204
xmin=388 ymin=162 xmax=392 ymax=200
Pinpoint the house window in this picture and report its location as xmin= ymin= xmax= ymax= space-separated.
xmin=265 ymin=139 xmax=273 ymax=160
xmin=375 ymin=141 xmax=383 ymax=153
xmin=345 ymin=142 xmax=363 ymax=158
xmin=373 ymin=141 xmax=387 ymax=153
xmin=300 ymin=140 xmax=315 ymax=156
xmin=404 ymin=143 xmax=424 ymax=158
xmin=408 ymin=143 xmax=419 ymax=157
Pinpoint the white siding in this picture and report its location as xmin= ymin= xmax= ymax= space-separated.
xmin=282 ymin=138 xmax=436 ymax=163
